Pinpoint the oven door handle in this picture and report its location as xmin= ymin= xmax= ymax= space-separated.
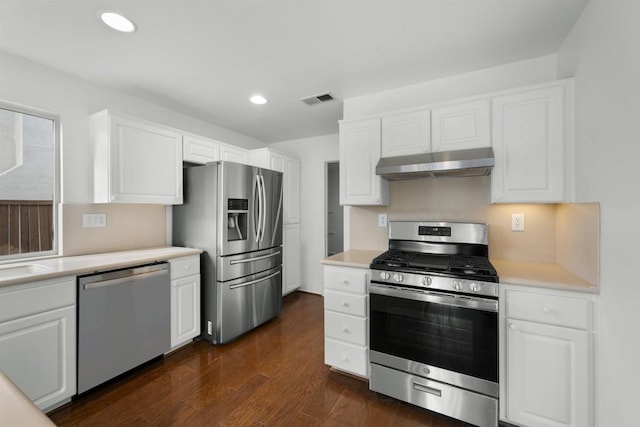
xmin=369 ymin=283 xmax=498 ymax=312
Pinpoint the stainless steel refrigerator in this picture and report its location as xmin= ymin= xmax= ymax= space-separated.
xmin=173 ymin=161 xmax=283 ymax=344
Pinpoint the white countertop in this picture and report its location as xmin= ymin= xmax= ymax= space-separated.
xmin=321 ymin=249 xmax=384 ymax=269
xmin=0 ymin=246 xmax=202 ymax=288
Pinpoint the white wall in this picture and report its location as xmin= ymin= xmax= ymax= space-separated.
xmin=343 ymin=54 xmax=558 ymax=119
xmin=0 ymin=51 xmax=266 ymax=204
xmin=557 ymin=2 xmax=640 ymax=425
xmin=270 ymin=134 xmax=339 ymax=295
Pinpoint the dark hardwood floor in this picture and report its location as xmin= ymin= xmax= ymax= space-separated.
xmin=49 ymin=291 xmax=468 ymax=426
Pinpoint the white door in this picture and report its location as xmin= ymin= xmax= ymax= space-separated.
xmin=506 ymin=319 xmax=592 ymax=427
xmin=171 ymin=275 xmax=201 ymax=348
xmin=381 ymin=109 xmax=431 ymax=157
xmin=492 ymin=85 xmax=565 ymax=203
xmin=339 ymin=118 xmax=388 ymax=205
xmin=0 ymin=306 xmax=76 ymax=410
xmin=431 ymin=99 xmax=490 ymax=152
xmin=283 ymin=223 xmax=300 ymax=295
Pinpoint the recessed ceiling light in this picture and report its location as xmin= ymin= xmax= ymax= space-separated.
xmin=250 ymin=95 xmax=267 ymax=105
xmin=99 ymin=11 xmax=137 ymax=33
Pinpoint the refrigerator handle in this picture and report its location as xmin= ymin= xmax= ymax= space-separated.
xmin=254 ymin=173 xmax=261 ymax=241
xmin=257 ymin=173 xmax=265 ymax=242
xmin=260 ymin=174 xmax=267 ymax=242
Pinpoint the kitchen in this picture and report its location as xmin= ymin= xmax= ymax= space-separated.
xmin=0 ymin=1 xmax=638 ymax=426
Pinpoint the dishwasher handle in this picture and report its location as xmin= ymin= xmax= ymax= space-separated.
xmin=83 ymin=269 xmax=167 ymax=291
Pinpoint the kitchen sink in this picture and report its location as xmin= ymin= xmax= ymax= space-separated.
xmin=0 ymin=264 xmax=51 ymax=280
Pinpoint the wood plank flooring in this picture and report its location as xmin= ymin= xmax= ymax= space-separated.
xmin=49 ymin=291 xmax=468 ymax=426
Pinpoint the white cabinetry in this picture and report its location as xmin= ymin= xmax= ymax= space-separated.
xmin=339 ymin=118 xmax=389 ymax=206
xmin=91 ymin=110 xmax=183 ymax=205
xmin=220 ymin=142 xmax=249 ymax=164
xmin=283 ymin=223 xmax=301 ymax=295
xmin=491 ymin=81 xmax=573 ymax=203
xmin=500 ymin=285 xmax=594 ymax=427
xmin=323 ymin=265 xmax=369 ymax=378
xmin=0 ymin=276 xmax=76 ymax=411
xmin=381 ymin=109 xmax=431 ymax=157
xmin=183 ymin=133 xmax=220 ymax=164
xmin=169 ymin=255 xmax=201 ymax=350
xmin=431 ymin=99 xmax=491 ymax=152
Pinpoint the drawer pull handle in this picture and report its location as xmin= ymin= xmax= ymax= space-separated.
xmin=510 ymin=323 xmax=517 ymax=330
xmin=542 ymin=306 xmax=553 ymax=314
xmin=413 ymin=382 xmax=442 ymax=397
xmin=341 ymin=327 xmax=350 ymax=333
xmin=341 ymin=279 xmax=349 ymax=285
xmin=185 ymin=265 xmax=191 ymax=270
xmin=340 ymin=300 xmax=349 ymax=307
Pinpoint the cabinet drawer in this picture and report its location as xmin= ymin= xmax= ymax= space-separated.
xmin=325 ymin=338 xmax=368 ymax=378
xmin=323 ymin=266 xmax=368 ymax=294
xmin=0 ymin=277 xmax=75 ymax=323
xmin=324 ymin=311 xmax=367 ymax=346
xmin=324 ymin=290 xmax=367 ymax=317
xmin=506 ymin=289 xmax=593 ymax=330
xmin=170 ymin=255 xmax=200 ymax=280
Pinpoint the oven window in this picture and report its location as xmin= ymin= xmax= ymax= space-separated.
xmin=370 ymin=293 xmax=497 ymax=382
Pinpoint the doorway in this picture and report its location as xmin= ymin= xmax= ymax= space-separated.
xmin=325 ymin=162 xmax=344 ymax=257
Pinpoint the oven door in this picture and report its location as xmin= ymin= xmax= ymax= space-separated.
xmin=369 ymin=283 xmax=498 ymax=396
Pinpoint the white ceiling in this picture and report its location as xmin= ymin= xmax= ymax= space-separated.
xmin=0 ymin=0 xmax=589 ymax=143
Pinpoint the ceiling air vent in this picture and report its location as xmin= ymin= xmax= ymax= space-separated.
xmin=300 ymin=92 xmax=335 ymax=106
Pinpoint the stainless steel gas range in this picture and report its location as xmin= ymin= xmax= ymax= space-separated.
xmin=368 ymin=221 xmax=499 ymax=427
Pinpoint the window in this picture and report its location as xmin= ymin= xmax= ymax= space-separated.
xmin=0 ymin=103 xmax=59 ymax=260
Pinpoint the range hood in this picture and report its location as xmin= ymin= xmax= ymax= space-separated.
xmin=376 ymin=147 xmax=495 ymax=180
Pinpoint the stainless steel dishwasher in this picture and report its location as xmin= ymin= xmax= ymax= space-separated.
xmin=77 ymin=262 xmax=170 ymax=394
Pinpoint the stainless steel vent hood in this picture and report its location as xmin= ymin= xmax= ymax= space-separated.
xmin=376 ymin=147 xmax=495 ymax=180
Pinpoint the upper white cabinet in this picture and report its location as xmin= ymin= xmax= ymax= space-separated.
xmin=491 ymin=81 xmax=573 ymax=203
xmin=183 ymin=133 xmax=220 ymax=164
xmin=339 ymin=118 xmax=389 ymax=206
xmin=0 ymin=276 xmax=76 ymax=412
xmin=91 ymin=110 xmax=183 ymax=205
xmin=220 ymin=142 xmax=249 ymax=164
xmin=431 ymin=99 xmax=491 ymax=152
xmin=381 ymin=109 xmax=431 ymax=157
xmin=500 ymin=285 xmax=594 ymax=427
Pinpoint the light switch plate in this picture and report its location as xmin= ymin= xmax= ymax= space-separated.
xmin=378 ymin=213 xmax=388 ymax=227
xmin=83 ymin=213 xmax=106 ymax=228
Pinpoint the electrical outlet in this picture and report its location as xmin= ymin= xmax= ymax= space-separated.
xmin=511 ymin=213 xmax=525 ymax=232
xmin=378 ymin=213 xmax=388 ymax=227
xmin=83 ymin=213 xmax=106 ymax=228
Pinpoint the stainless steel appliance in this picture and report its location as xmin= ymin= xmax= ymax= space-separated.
xmin=173 ymin=161 xmax=283 ymax=344
xmin=77 ymin=263 xmax=170 ymax=394
xmin=369 ymin=221 xmax=499 ymax=427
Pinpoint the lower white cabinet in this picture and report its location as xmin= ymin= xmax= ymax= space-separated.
xmin=283 ymin=223 xmax=300 ymax=295
xmin=323 ymin=265 xmax=369 ymax=378
xmin=169 ymin=255 xmax=201 ymax=350
xmin=500 ymin=285 xmax=594 ymax=427
xmin=0 ymin=276 xmax=76 ymax=411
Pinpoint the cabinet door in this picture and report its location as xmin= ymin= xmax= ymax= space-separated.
xmin=506 ymin=319 xmax=592 ymax=427
xmin=170 ymin=275 xmax=201 ymax=349
xmin=107 ymin=113 xmax=183 ymax=204
xmin=0 ymin=306 xmax=76 ymax=411
xmin=183 ymin=134 xmax=220 ymax=164
xmin=339 ymin=118 xmax=389 ymax=205
xmin=283 ymin=223 xmax=300 ymax=295
xmin=220 ymin=143 xmax=248 ymax=164
xmin=284 ymin=157 xmax=300 ymax=224
xmin=431 ymin=99 xmax=490 ymax=152
xmin=381 ymin=109 xmax=431 ymax=157
xmin=492 ymin=85 xmax=565 ymax=203
xmin=269 ymin=154 xmax=286 ymax=173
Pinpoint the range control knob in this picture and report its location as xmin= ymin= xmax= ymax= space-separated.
xmin=380 ymin=271 xmax=390 ymax=280
xmin=393 ymin=273 xmax=404 ymax=283
xmin=470 ymin=282 xmax=481 ymax=293
xmin=421 ymin=276 xmax=433 ymax=287
xmin=453 ymin=280 xmax=463 ymax=291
